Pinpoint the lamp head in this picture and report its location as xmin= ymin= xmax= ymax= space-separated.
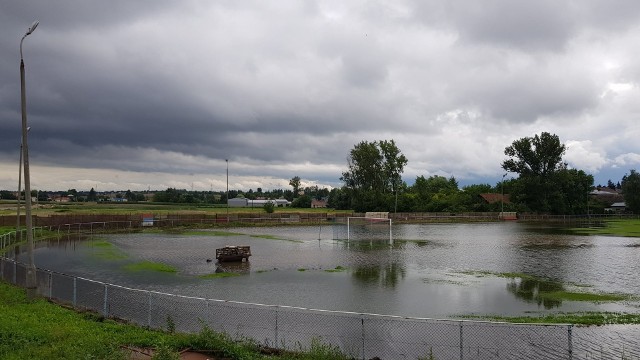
xmin=26 ymin=21 xmax=39 ymax=36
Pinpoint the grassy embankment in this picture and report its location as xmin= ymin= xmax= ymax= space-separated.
xmin=0 ymin=281 xmax=351 ymax=360
xmin=571 ymin=218 xmax=640 ymax=237
xmin=0 ymin=201 xmax=351 ymax=216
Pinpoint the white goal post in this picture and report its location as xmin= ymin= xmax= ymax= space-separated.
xmin=332 ymin=214 xmax=393 ymax=244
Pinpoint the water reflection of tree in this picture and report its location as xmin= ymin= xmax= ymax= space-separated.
xmin=353 ymin=263 xmax=406 ymax=288
xmin=506 ymin=277 xmax=563 ymax=309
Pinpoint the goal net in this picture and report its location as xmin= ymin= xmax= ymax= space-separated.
xmin=332 ymin=215 xmax=392 ymax=243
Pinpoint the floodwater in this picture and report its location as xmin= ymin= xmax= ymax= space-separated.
xmin=27 ymin=222 xmax=640 ymax=318
xmin=19 ymin=221 xmax=640 ymax=356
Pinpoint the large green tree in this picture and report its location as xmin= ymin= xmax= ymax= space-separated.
xmin=622 ymin=169 xmax=640 ymax=213
xmin=502 ymin=132 xmax=568 ymax=213
xmin=549 ymin=168 xmax=594 ymax=215
xmin=340 ymin=140 xmax=408 ymax=212
xmin=410 ymin=175 xmax=459 ymax=212
xmin=289 ymin=176 xmax=301 ymax=197
xmin=502 ymin=132 xmax=566 ymax=177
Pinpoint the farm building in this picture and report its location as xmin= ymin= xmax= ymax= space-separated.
xmin=228 ymin=198 xmax=291 ymax=208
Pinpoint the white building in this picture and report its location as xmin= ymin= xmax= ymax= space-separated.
xmin=228 ymin=198 xmax=291 ymax=207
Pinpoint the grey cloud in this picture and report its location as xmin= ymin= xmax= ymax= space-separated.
xmin=2 ymin=0 xmax=640 ymax=191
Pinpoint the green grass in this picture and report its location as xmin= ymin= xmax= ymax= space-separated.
xmin=123 ymin=261 xmax=177 ymax=273
xmin=572 ymin=219 xmax=640 ymax=237
xmin=540 ymin=291 xmax=629 ymax=302
xmin=463 ymin=312 xmax=640 ymax=326
xmin=88 ymin=240 xmax=112 ymax=247
xmin=0 ymin=281 xmax=353 ymax=359
xmin=0 ymin=202 xmax=351 ymax=216
xmin=0 ymin=281 xmax=180 ymax=359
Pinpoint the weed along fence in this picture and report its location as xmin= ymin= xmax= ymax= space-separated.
xmin=0 ymin=257 xmax=573 ymax=359
xmin=2 ymin=222 xmax=636 ymax=359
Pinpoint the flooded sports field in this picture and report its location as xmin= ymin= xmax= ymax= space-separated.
xmin=25 ymin=222 xmax=640 ymax=319
xmin=13 ymin=221 xmax=640 ymax=357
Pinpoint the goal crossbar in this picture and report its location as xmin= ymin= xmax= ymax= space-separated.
xmin=333 ymin=216 xmax=393 ymax=243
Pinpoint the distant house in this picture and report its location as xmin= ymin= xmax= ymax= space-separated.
xmin=51 ymin=195 xmax=72 ymax=202
xmin=311 ymin=198 xmax=327 ymax=208
xmin=479 ymin=193 xmax=510 ymax=205
xmin=590 ymin=188 xmax=624 ymax=206
xmin=605 ymin=202 xmax=626 ymax=213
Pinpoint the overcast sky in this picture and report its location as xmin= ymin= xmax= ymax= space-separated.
xmin=1 ymin=1 xmax=639 ymax=192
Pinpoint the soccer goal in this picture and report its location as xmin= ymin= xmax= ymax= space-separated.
xmin=332 ymin=215 xmax=393 ymax=243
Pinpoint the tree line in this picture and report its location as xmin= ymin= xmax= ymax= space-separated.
xmin=330 ymin=133 xmax=640 ymax=215
xmin=3 ymin=131 xmax=638 ymax=215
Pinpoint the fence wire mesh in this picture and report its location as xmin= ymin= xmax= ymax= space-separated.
xmin=0 ymin=256 xmax=588 ymax=359
xmin=3 ymin=218 xmax=640 ymax=360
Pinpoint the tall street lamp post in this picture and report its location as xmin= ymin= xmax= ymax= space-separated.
xmin=501 ymin=173 xmax=507 ymax=220
xmin=20 ymin=20 xmax=39 ymax=299
xmin=229 ymin=160 xmax=231 ymax=224
xmin=16 ymin=127 xmax=31 ymax=245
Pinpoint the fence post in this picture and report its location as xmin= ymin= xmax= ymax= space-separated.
xmin=48 ymin=270 xmax=52 ymax=299
xmin=568 ymin=324 xmax=573 ymax=359
xmin=459 ymin=321 xmax=464 ymax=360
xmin=73 ymin=277 xmax=77 ymax=307
xmin=103 ymin=284 xmax=108 ymax=317
xmin=147 ymin=291 xmax=152 ymax=328
xmin=361 ymin=317 xmax=366 ymax=360
xmin=274 ymin=307 xmax=279 ymax=349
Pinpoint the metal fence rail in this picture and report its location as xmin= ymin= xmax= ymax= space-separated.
xmin=3 ymin=222 xmax=638 ymax=359
xmin=1 ymin=256 xmax=574 ymax=359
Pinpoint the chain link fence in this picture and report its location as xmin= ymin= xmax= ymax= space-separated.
xmin=3 ymin=222 xmax=639 ymax=359
xmin=1 ymin=256 xmax=576 ymax=359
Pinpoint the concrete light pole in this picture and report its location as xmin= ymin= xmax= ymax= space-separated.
xmin=16 ymin=127 xmax=31 ymax=245
xmin=229 ymin=160 xmax=231 ymax=224
xmin=501 ymin=173 xmax=507 ymax=220
xmin=20 ymin=20 xmax=39 ymax=299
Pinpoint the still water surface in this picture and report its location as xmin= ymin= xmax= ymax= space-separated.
xmin=30 ymin=222 xmax=640 ymax=319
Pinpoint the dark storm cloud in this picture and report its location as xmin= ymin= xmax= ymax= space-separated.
xmin=1 ymin=1 xmax=640 ymax=190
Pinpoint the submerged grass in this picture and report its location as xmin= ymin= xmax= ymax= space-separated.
xmin=181 ymin=230 xmax=243 ymax=236
xmin=463 ymin=312 xmax=640 ymax=326
xmin=148 ymin=228 xmax=304 ymax=242
xmin=324 ymin=266 xmax=348 ymax=273
xmin=458 ymin=270 xmax=632 ymax=303
xmin=198 ymin=272 xmax=240 ymax=279
xmin=123 ymin=261 xmax=177 ymax=273
xmin=87 ymin=240 xmax=129 ymax=261
xmin=459 ymin=270 xmax=536 ymax=280
xmin=250 ymin=234 xmax=304 ymax=242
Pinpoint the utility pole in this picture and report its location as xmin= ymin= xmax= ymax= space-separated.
xmin=20 ymin=20 xmax=39 ymax=299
